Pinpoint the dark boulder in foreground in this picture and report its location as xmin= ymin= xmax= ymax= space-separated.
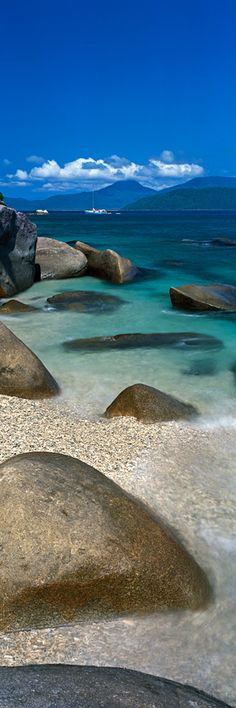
xmin=74 ymin=239 xmax=139 ymax=284
xmin=0 ymin=321 xmax=59 ymax=399
xmin=0 ymin=205 xmax=37 ymax=297
xmin=0 ymin=666 xmax=231 ymax=708
xmin=36 ymin=237 xmax=87 ymax=280
xmin=170 ymin=284 xmax=236 ymax=312
xmin=63 ymin=331 xmax=223 ymax=352
xmin=0 ymin=299 xmax=36 ymax=314
xmin=47 ymin=290 xmax=126 ymax=313
xmin=105 ymin=383 xmax=198 ymax=422
xmin=0 ymin=451 xmax=210 ymax=631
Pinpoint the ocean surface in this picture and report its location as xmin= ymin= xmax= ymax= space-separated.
xmin=3 ymin=210 xmax=236 ymax=421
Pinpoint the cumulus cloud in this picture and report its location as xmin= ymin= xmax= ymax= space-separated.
xmin=5 ymin=153 xmax=204 ymax=192
xmin=26 ymin=155 xmax=45 ymax=164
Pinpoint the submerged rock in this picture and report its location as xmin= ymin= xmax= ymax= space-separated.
xmin=170 ymin=284 xmax=236 ymax=312
xmin=0 ymin=299 xmax=36 ymax=314
xmin=74 ymin=239 xmax=139 ymax=284
xmin=105 ymin=383 xmax=198 ymax=422
xmin=0 ymin=321 xmax=59 ymax=399
xmin=0 ymin=666 xmax=230 ymax=708
xmin=0 ymin=451 xmax=210 ymax=631
xmin=63 ymin=331 xmax=223 ymax=352
xmin=35 ymin=237 xmax=87 ymax=280
xmin=0 ymin=205 xmax=37 ymax=297
xmin=47 ymin=290 xmax=126 ymax=313
xmin=182 ymin=358 xmax=217 ymax=377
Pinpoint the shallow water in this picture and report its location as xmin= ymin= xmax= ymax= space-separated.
xmin=2 ymin=210 xmax=236 ymax=419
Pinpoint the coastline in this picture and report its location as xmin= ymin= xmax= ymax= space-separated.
xmin=1 ymin=394 xmax=235 ymax=705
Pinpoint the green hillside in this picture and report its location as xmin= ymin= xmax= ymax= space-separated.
xmin=124 ymin=187 xmax=236 ymax=210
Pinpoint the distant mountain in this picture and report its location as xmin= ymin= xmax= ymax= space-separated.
xmin=175 ymin=176 xmax=236 ymax=189
xmin=124 ymin=186 xmax=236 ymax=211
xmin=5 ymin=180 xmax=156 ymax=212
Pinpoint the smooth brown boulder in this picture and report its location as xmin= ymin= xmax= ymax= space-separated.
xmin=0 ymin=205 xmax=37 ymax=297
xmin=74 ymin=239 xmax=138 ymax=284
xmin=36 ymin=237 xmax=87 ymax=280
xmin=105 ymin=383 xmax=198 ymax=422
xmin=170 ymin=284 xmax=236 ymax=312
xmin=0 ymin=451 xmax=210 ymax=631
xmin=0 ymin=320 xmax=59 ymax=399
xmin=0 ymin=299 xmax=36 ymax=314
xmin=47 ymin=290 xmax=125 ymax=313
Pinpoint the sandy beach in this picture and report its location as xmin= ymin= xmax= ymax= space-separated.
xmin=0 ymin=395 xmax=235 ymax=705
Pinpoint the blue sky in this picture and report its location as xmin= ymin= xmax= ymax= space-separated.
xmin=1 ymin=0 xmax=236 ymax=197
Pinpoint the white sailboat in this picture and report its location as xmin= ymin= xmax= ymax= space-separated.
xmin=85 ymin=190 xmax=108 ymax=214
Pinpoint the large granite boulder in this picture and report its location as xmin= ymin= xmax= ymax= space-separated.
xmin=36 ymin=237 xmax=87 ymax=280
xmin=105 ymin=384 xmax=197 ymax=422
xmin=74 ymin=239 xmax=139 ymax=284
xmin=170 ymin=284 xmax=236 ymax=312
xmin=0 ymin=205 xmax=37 ymax=297
xmin=0 ymin=321 xmax=59 ymax=398
xmin=0 ymin=299 xmax=36 ymax=314
xmin=0 ymin=451 xmax=210 ymax=631
xmin=0 ymin=666 xmax=230 ymax=707
xmin=47 ymin=290 xmax=126 ymax=313
xmin=64 ymin=331 xmax=223 ymax=352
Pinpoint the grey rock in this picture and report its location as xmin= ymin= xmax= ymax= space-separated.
xmin=0 ymin=320 xmax=59 ymax=399
xmin=0 ymin=451 xmax=210 ymax=631
xmin=105 ymin=383 xmax=198 ymax=422
xmin=63 ymin=331 xmax=223 ymax=352
xmin=170 ymin=284 xmax=236 ymax=312
xmin=36 ymin=237 xmax=87 ymax=280
xmin=46 ymin=290 xmax=126 ymax=313
xmin=0 ymin=205 xmax=37 ymax=297
xmin=0 ymin=666 xmax=231 ymax=707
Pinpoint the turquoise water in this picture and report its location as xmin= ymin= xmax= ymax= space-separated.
xmin=2 ymin=210 xmax=236 ymax=419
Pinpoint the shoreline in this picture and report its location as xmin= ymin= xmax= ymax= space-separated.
xmin=0 ymin=394 xmax=236 ymax=704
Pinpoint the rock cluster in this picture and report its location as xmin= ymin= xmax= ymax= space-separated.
xmin=35 ymin=237 xmax=87 ymax=280
xmin=74 ymin=239 xmax=139 ymax=283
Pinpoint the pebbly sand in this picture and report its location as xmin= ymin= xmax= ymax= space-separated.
xmin=0 ymin=394 xmax=236 ymax=705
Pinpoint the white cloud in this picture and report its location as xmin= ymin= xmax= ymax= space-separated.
xmin=3 ymin=158 xmax=12 ymax=166
xmin=160 ymin=150 xmax=175 ymax=163
xmin=4 ymin=154 xmax=204 ymax=192
xmin=26 ymin=155 xmax=45 ymax=164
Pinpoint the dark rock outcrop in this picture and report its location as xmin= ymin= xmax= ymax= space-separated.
xmin=0 ymin=321 xmax=59 ymax=399
xmin=170 ymin=284 xmax=236 ymax=312
xmin=105 ymin=383 xmax=198 ymax=422
xmin=0 ymin=451 xmax=210 ymax=631
xmin=35 ymin=237 xmax=87 ymax=280
xmin=0 ymin=299 xmax=36 ymax=314
xmin=63 ymin=331 xmax=223 ymax=352
xmin=0 ymin=205 xmax=37 ymax=297
xmin=0 ymin=666 xmax=231 ymax=708
xmin=74 ymin=239 xmax=139 ymax=284
xmin=47 ymin=290 xmax=126 ymax=313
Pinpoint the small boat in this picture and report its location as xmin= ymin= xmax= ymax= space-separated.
xmin=85 ymin=207 xmax=108 ymax=214
xmin=35 ymin=209 xmax=49 ymax=215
